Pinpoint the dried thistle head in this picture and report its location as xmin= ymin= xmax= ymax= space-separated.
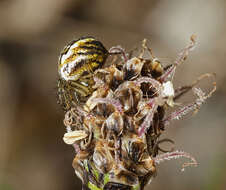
xmin=57 ymin=35 xmax=216 ymax=190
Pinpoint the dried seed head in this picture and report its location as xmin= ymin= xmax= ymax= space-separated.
xmin=58 ymin=35 xmax=216 ymax=190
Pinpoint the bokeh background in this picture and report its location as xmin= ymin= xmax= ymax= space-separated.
xmin=0 ymin=0 xmax=225 ymax=190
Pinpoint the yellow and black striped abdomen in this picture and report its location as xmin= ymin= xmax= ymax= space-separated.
xmin=57 ymin=37 xmax=108 ymax=111
xmin=58 ymin=37 xmax=108 ymax=81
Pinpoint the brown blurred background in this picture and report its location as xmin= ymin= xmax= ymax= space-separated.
xmin=0 ymin=0 xmax=225 ymax=190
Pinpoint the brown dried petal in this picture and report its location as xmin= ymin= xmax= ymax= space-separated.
xmin=105 ymin=111 xmax=124 ymax=134
xmin=93 ymin=140 xmax=114 ymax=173
xmin=124 ymin=57 xmax=144 ymax=80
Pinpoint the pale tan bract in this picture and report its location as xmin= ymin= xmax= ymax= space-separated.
xmin=63 ymin=130 xmax=88 ymax=145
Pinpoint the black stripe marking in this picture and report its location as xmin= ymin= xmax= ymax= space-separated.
xmin=76 ymin=51 xmax=103 ymax=56
xmin=85 ymin=40 xmax=108 ymax=53
xmin=69 ymin=58 xmax=95 ymax=73
xmin=68 ymin=59 xmax=86 ymax=74
xmin=69 ymin=58 xmax=103 ymax=76
xmin=78 ymin=45 xmax=106 ymax=52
